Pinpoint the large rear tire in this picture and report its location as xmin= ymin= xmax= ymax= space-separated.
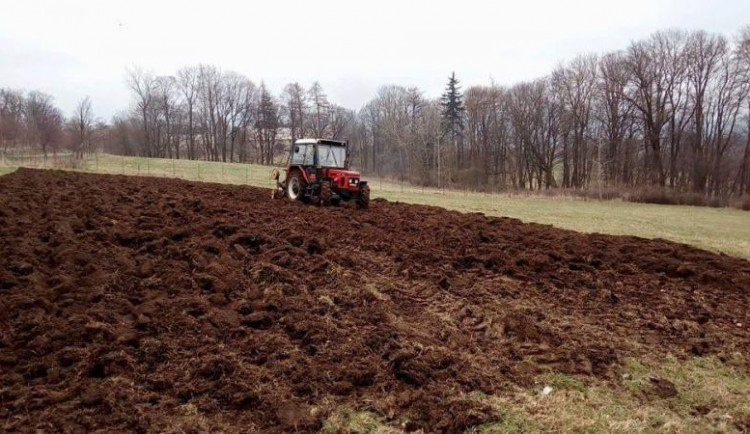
xmin=287 ymin=172 xmax=306 ymax=201
xmin=319 ymin=181 xmax=332 ymax=206
xmin=356 ymin=184 xmax=370 ymax=209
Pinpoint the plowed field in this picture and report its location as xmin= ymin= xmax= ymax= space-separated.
xmin=1 ymin=168 xmax=749 ymax=432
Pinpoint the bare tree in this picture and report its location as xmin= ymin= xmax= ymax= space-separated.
xmin=177 ymin=66 xmax=200 ymax=160
xmin=155 ymin=76 xmax=179 ymax=158
xmin=0 ymin=89 xmax=26 ymax=158
xmin=126 ymin=67 xmax=157 ymax=157
xmin=553 ymin=54 xmax=598 ymax=188
xmin=25 ymin=91 xmax=63 ymax=159
xmin=704 ymin=46 xmax=748 ymax=194
xmin=597 ymin=52 xmax=636 ymax=185
xmin=308 ymin=81 xmax=329 ymax=137
xmin=255 ymin=83 xmax=279 ymax=165
xmin=623 ymin=31 xmax=687 ymax=186
xmin=71 ymin=96 xmax=93 ymax=158
xmin=108 ymin=29 xmax=750 ymax=200
xmin=282 ymin=83 xmax=307 ymax=143
xmin=685 ymin=31 xmax=726 ymax=191
xmin=735 ymin=26 xmax=750 ymax=195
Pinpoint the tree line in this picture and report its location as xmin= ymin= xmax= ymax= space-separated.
xmin=2 ymin=26 xmax=749 ymax=198
xmin=0 ymin=90 xmax=100 ymax=161
xmin=114 ymin=66 xmax=355 ymax=165
xmin=361 ymin=27 xmax=750 ymax=197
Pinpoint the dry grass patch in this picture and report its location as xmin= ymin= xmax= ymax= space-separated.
xmin=318 ymin=356 xmax=750 ymax=433
xmin=323 ymin=409 xmax=400 ymax=434
xmin=469 ymin=355 xmax=750 ymax=433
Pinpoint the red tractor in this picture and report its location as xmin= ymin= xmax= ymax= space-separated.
xmin=272 ymin=139 xmax=370 ymax=209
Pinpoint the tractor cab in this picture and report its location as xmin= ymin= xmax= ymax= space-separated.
xmin=291 ymin=139 xmax=346 ymax=169
xmin=272 ymin=139 xmax=370 ymax=208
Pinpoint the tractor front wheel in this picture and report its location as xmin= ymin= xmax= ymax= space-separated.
xmin=287 ymin=172 xmax=306 ymax=201
xmin=319 ymin=181 xmax=332 ymax=206
xmin=356 ymin=184 xmax=370 ymax=209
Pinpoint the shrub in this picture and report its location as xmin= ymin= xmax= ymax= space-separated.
xmin=495 ymin=185 xmax=746 ymax=209
xmin=626 ymin=187 xmax=726 ymax=207
xmin=731 ymin=194 xmax=750 ymax=211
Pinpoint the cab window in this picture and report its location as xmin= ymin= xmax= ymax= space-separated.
xmin=291 ymin=144 xmax=309 ymax=165
xmin=303 ymin=145 xmax=315 ymax=165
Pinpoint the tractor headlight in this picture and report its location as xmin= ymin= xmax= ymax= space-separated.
xmin=349 ymin=178 xmax=359 ymax=185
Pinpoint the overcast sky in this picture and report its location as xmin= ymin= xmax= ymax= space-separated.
xmin=1 ymin=0 xmax=749 ymax=120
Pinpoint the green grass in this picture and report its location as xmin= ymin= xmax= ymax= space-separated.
xmin=2 ymin=153 xmax=749 ymax=260
xmin=0 ymin=166 xmax=17 ymax=176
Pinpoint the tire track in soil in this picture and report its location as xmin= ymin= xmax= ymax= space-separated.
xmin=0 ymin=168 xmax=749 ymax=432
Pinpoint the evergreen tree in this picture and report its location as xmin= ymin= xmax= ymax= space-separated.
xmin=258 ymin=83 xmax=277 ymax=129
xmin=440 ymin=72 xmax=466 ymax=167
xmin=440 ymin=72 xmax=465 ymax=137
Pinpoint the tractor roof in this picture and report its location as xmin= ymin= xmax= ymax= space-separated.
xmin=295 ymin=138 xmax=347 ymax=146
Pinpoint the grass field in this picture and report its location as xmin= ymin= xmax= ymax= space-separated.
xmin=0 ymin=166 xmax=17 ymax=176
xmin=1 ymin=153 xmax=749 ymax=260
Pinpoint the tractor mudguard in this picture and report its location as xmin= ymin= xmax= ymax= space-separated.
xmin=295 ymin=167 xmax=311 ymax=183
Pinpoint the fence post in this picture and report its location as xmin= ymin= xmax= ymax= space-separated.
xmin=245 ymin=166 xmax=248 ymax=184
xmin=172 ymin=159 xmax=176 ymax=178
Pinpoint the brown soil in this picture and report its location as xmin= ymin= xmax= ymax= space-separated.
xmin=1 ymin=168 xmax=749 ymax=432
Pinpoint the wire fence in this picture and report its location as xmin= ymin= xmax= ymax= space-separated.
xmin=0 ymin=151 xmax=438 ymax=197
xmin=0 ymin=150 xmax=527 ymax=204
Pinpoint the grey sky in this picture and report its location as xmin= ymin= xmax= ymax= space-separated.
xmin=1 ymin=0 xmax=749 ymax=120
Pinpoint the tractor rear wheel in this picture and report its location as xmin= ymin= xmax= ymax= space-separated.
xmin=319 ymin=181 xmax=332 ymax=206
xmin=356 ymin=184 xmax=370 ymax=209
xmin=287 ymin=172 xmax=306 ymax=201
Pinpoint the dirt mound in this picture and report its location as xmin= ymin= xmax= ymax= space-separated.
xmin=1 ymin=168 xmax=749 ymax=432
